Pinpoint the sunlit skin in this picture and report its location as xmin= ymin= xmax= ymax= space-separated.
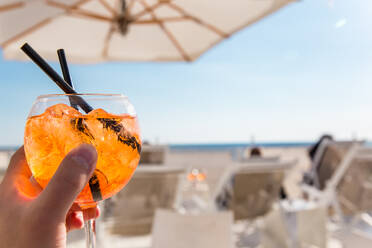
xmin=24 ymin=104 xmax=141 ymax=208
xmin=0 ymin=145 xmax=100 ymax=248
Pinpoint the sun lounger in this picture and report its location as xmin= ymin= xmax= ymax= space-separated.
xmin=302 ymin=142 xmax=372 ymax=216
xmin=139 ymin=145 xmax=168 ymax=165
xmin=303 ymin=140 xmax=364 ymax=190
xmin=104 ymin=166 xmax=185 ymax=236
xmin=336 ymin=149 xmax=372 ymax=215
xmin=152 ymin=209 xmax=234 ymax=248
xmin=232 ymin=169 xmax=285 ymax=220
xmin=214 ymin=160 xmax=295 ymax=220
xmin=301 ymin=142 xmax=372 ymax=245
xmin=260 ymin=201 xmax=328 ymax=248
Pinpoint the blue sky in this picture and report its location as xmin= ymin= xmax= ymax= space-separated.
xmin=1 ymin=0 xmax=372 ymax=145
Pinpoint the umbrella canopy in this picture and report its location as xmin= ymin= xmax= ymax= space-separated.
xmin=0 ymin=0 xmax=294 ymax=63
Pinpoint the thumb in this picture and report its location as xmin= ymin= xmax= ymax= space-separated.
xmin=35 ymin=144 xmax=97 ymax=219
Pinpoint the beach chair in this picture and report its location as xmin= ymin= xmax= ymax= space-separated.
xmin=104 ymin=166 xmax=185 ymax=236
xmin=301 ymin=142 xmax=372 ymax=246
xmin=213 ymin=160 xmax=294 ymax=247
xmin=335 ymin=152 xmax=372 ymax=216
xmin=301 ymin=142 xmax=372 ymax=216
xmin=232 ymin=169 xmax=285 ymax=247
xmin=232 ymin=168 xmax=285 ymax=220
xmin=214 ymin=161 xmax=294 ymax=218
xmin=303 ymin=140 xmax=364 ymax=190
xmin=139 ymin=145 xmax=168 ymax=165
xmin=151 ymin=209 xmax=234 ymax=248
xmin=260 ymin=202 xmax=328 ymax=248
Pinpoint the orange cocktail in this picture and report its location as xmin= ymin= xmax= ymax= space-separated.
xmin=24 ymin=101 xmax=141 ymax=208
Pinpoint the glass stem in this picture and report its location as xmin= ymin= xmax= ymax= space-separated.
xmin=84 ymin=219 xmax=96 ymax=248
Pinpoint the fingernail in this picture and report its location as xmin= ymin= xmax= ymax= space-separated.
xmin=71 ymin=144 xmax=97 ymax=172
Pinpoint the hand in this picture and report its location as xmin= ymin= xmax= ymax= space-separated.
xmin=0 ymin=144 xmax=99 ymax=248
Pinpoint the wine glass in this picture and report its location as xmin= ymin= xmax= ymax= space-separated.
xmin=24 ymin=93 xmax=141 ymax=248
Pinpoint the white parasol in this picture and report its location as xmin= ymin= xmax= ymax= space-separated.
xmin=0 ymin=0 xmax=295 ymax=63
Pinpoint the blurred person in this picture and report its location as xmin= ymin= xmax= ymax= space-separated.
xmin=308 ymin=134 xmax=334 ymax=161
xmin=250 ymin=146 xmax=262 ymax=157
xmin=0 ymin=144 xmax=99 ymax=248
xmin=302 ymin=134 xmax=334 ymax=186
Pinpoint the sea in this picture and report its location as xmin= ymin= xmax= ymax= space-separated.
xmin=3 ymin=141 xmax=372 ymax=153
xmin=169 ymin=142 xmax=313 ymax=151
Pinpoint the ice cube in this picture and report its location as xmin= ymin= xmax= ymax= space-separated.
xmin=87 ymin=108 xmax=108 ymax=118
xmin=44 ymin=103 xmax=82 ymax=118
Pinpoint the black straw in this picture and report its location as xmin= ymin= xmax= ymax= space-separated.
xmin=57 ymin=49 xmax=74 ymax=88
xmin=21 ymin=43 xmax=93 ymax=113
xmin=22 ymin=44 xmax=74 ymax=93
xmin=57 ymin=49 xmax=78 ymax=110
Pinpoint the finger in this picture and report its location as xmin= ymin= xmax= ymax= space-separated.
xmin=66 ymin=211 xmax=84 ymax=232
xmin=35 ymin=144 xmax=97 ymax=219
xmin=1 ymin=147 xmax=42 ymax=201
xmin=83 ymin=206 xmax=100 ymax=221
xmin=66 ymin=204 xmax=84 ymax=231
xmin=66 ymin=205 xmax=100 ymax=232
xmin=68 ymin=203 xmax=100 ymax=217
xmin=2 ymin=146 xmax=31 ymax=183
